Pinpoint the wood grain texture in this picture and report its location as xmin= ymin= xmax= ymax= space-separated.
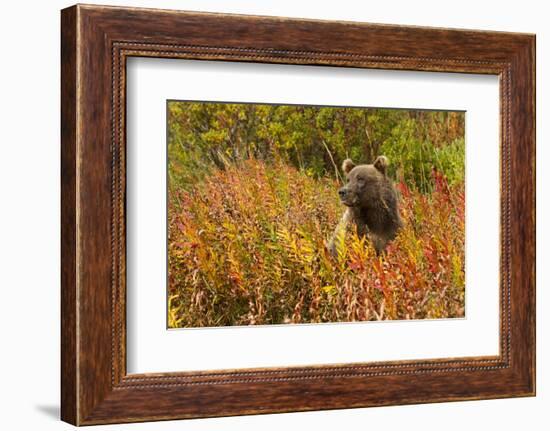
xmin=60 ymin=5 xmax=78 ymax=425
xmin=60 ymin=4 xmax=535 ymax=425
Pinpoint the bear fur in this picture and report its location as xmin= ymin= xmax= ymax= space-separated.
xmin=328 ymin=156 xmax=403 ymax=255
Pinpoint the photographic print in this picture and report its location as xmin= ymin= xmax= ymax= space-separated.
xmin=167 ymin=101 xmax=466 ymax=328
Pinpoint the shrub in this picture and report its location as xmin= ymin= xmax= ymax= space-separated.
xmin=168 ymin=159 xmax=465 ymax=327
xmin=168 ymin=102 xmax=465 ymax=192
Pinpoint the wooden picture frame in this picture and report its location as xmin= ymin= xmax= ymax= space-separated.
xmin=61 ymin=4 xmax=535 ymax=425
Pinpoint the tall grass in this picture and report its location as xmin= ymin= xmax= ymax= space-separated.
xmin=168 ymin=158 xmax=465 ymax=328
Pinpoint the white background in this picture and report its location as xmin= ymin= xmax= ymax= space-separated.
xmin=127 ymin=59 xmax=500 ymax=373
xmin=0 ymin=0 xmax=547 ymax=430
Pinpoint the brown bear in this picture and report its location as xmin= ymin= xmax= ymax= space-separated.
xmin=328 ymin=156 xmax=403 ymax=255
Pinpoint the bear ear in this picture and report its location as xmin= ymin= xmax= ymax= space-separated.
xmin=342 ymin=159 xmax=356 ymax=175
xmin=373 ymin=156 xmax=388 ymax=174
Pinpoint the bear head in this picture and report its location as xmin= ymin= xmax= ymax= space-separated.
xmin=338 ymin=156 xmax=389 ymax=208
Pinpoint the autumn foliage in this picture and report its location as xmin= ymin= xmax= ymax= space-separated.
xmin=168 ymin=158 xmax=465 ymax=327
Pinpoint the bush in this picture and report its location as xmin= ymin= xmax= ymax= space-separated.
xmin=168 ymin=159 xmax=465 ymax=327
xmin=380 ymin=118 xmax=465 ymax=192
xmin=168 ymin=102 xmax=465 ymax=191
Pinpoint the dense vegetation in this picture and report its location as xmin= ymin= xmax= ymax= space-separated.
xmin=167 ymin=102 xmax=465 ymax=327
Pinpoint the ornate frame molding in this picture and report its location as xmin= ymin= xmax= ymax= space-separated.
xmin=61 ymin=5 xmax=534 ymax=425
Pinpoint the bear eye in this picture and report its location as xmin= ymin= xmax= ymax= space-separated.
xmin=357 ymin=176 xmax=365 ymax=183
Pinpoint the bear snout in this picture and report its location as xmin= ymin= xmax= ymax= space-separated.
xmin=338 ymin=187 xmax=356 ymax=206
xmin=338 ymin=188 xmax=348 ymax=198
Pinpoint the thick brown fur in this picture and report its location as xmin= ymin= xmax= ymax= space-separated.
xmin=328 ymin=156 xmax=403 ymax=255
